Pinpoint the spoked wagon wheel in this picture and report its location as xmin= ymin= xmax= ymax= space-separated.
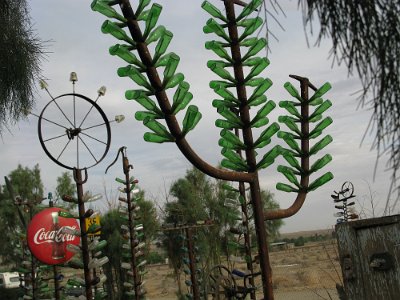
xmin=341 ymin=181 xmax=354 ymax=198
xmin=38 ymin=93 xmax=111 ymax=170
xmin=208 ymin=265 xmax=237 ymax=300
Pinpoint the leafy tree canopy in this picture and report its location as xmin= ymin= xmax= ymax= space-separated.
xmin=0 ymin=0 xmax=43 ymax=131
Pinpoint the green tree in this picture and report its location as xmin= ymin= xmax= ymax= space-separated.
xmin=0 ymin=164 xmax=44 ymax=264
xmin=0 ymin=0 xmax=43 ymax=131
xmin=54 ymin=171 xmax=76 ymax=209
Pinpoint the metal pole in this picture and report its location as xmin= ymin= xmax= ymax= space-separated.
xmin=124 ymin=157 xmax=141 ymax=300
xmin=49 ymin=199 xmax=61 ymax=300
xmin=238 ymin=182 xmax=256 ymax=300
xmin=74 ymin=168 xmax=93 ymax=300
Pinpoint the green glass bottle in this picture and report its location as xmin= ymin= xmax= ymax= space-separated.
xmin=236 ymin=0 xmax=263 ymax=21
xmin=256 ymin=145 xmax=281 ymax=169
xmin=210 ymin=79 xmax=234 ymax=89
xmin=248 ymin=94 xmax=267 ymax=107
xmin=278 ymin=116 xmax=301 ymax=136
xmin=221 ymin=149 xmax=247 ymax=169
xmin=282 ymin=151 xmax=301 ymax=170
xmin=251 ymin=118 xmax=269 ymax=128
xmin=240 ymin=37 xmax=258 ymax=47
xmin=308 ymin=100 xmax=332 ymax=120
xmin=242 ymin=57 xmax=262 ymax=66
xmin=58 ymin=211 xmax=78 ymax=219
xmin=135 ymin=110 xmax=161 ymax=121
xmin=284 ymin=82 xmax=301 ymax=101
xmin=309 ymin=154 xmax=332 ymax=173
xmin=254 ymin=138 xmax=271 ymax=149
xmin=239 ymin=17 xmax=263 ymax=41
xmin=207 ymin=59 xmax=230 ymax=69
xmin=248 ymin=79 xmax=273 ymax=103
xmin=254 ymin=122 xmax=280 ymax=147
xmin=172 ymin=91 xmax=193 ymax=115
xmin=309 ymin=117 xmax=333 ymax=139
xmin=153 ymin=30 xmax=173 ymax=62
xmin=182 ymin=105 xmax=202 ymax=135
xmin=163 ymin=53 xmax=180 ymax=82
xmin=308 ymin=172 xmax=334 ymax=191
xmin=242 ymin=38 xmax=267 ymax=61
xmin=143 ymin=3 xmax=162 ymax=38
xmin=216 ymin=119 xmax=239 ymax=129
xmin=278 ymin=131 xmax=301 ymax=153
xmin=212 ymin=99 xmax=237 ymax=109
xmin=251 ymin=100 xmax=276 ymax=125
xmin=220 ymin=129 xmax=245 ymax=149
xmin=309 ymin=113 xmax=323 ymax=123
xmin=218 ymin=138 xmax=239 ymax=150
xmin=203 ymin=19 xmax=230 ymax=41
xmin=279 ymin=101 xmax=301 ymax=118
xmin=144 ymin=132 xmax=173 ymax=143
xmin=137 ymin=8 xmax=150 ymax=21
xmin=309 ymin=135 xmax=333 ymax=155
xmin=210 ymin=64 xmax=235 ymax=82
xmin=217 ymin=107 xmax=243 ymax=127
xmin=246 ymin=77 xmax=265 ymax=87
xmin=172 ymin=81 xmax=190 ymax=106
xmin=201 ymin=1 xmax=227 ymax=22
xmin=101 ymin=20 xmax=135 ymax=45
xmin=309 ymin=82 xmax=332 ymax=102
xmin=91 ymin=0 xmax=126 ymax=22
xmin=308 ymin=97 xmax=324 ymax=106
xmin=277 ymin=165 xmax=300 ymax=187
xmin=155 ymin=52 xmax=175 ymax=67
xmin=87 ymin=223 xmax=101 ymax=234
xmin=205 ymin=41 xmax=233 ymax=62
xmin=165 ymin=73 xmax=184 ymax=89
xmin=136 ymin=0 xmax=151 ymax=16
xmin=245 ymin=57 xmax=269 ymax=81
xmin=213 ymin=85 xmax=239 ymax=104
xmin=143 ymin=117 xmax=171 ymax=137
xmin=117 ymin=66 xmax=152 ymax=90
xmin=276 ymin=182 xmax=298 ymax=193
xmin=146 ymin=25 xmax=166 ymax=44
xmin=109 ymin=44 xmax=144 ymax=68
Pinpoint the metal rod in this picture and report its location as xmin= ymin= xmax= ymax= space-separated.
xmin=74 ymin=168 xmax=93 ymax=300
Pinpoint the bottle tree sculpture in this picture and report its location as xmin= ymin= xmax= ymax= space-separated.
xmin=92 ymin=0 xmax=334 ymax=298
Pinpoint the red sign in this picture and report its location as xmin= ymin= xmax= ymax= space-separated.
xmin=27 ymin=207 xmax=80 ymax=265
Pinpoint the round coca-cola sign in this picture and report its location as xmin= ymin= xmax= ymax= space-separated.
xmin=27 ymin=207 xmax=80 ymax=265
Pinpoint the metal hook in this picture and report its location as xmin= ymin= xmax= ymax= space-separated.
xmin=73 ymin=168 xmax=88 ymax=184
xmin=105 ymin=146 xmax=132 ymax=174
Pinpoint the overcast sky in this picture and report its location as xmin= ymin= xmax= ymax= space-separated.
xmin=1 ymin=0 xmax=395 ymax=233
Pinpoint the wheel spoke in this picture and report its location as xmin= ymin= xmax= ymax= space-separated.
xmin=57 ymin=139 xmax=72 ymax=161
xmin=43 ymin=133 xmax=68 ymax=143
xmin=78 ymin=136 xmax=99 ymax=164
xmin=38 ymin=115 xmax=69 ymax=130
xmin=44 ymin=90 xmax=74 ymax=128
xmin=80 ymin=132 xmax=107 ymax=145
xmin=81 ymin=122 xmax=107 ymax=131
xmin=77 ymin=94 xmax=100 ymax=129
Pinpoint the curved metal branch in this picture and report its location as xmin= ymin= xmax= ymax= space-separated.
xmin=118 ymin=0 xmax=255 ymax=183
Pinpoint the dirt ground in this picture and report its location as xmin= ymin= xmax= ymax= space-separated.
xmin=145 ymin=241 xmax=342 ymax=299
